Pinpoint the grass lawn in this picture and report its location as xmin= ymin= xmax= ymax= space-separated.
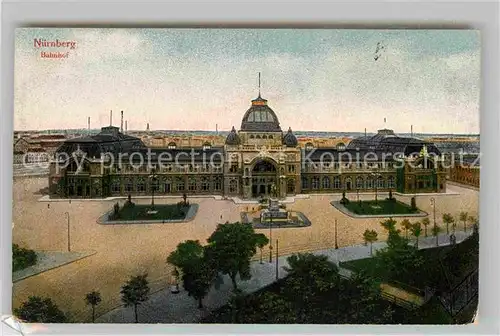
xmin=112 ymin=203 xmax=190 ymax=221
xmin=343 ymin=199 xmax=418 ymax=215
xmin=340 ymin=245 xmax=453 ymax=294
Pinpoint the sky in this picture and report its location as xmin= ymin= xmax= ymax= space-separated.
xmin=14 ymin=28 xmax=480 ymax=134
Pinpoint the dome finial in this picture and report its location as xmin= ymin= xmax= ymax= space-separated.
xmin=258 ymin=72 xmax=261 ymax=97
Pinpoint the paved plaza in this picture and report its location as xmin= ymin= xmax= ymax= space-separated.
xmin=12 ymin=177 xmax=479 ymax=322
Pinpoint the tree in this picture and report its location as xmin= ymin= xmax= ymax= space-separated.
xmin=205 ymin=222 xmax=260 ymax=290
xmin=167 ymin=240 xmax=215 ymax=308
xmin=432 ymin=225 xmax=441 ymax=246
xmin=410 ymin=221 xmax=423 ymax=248
xmin=376 ymin=221 xmax=422 ymax=280
xmin=459 ymin=211 xmax=468 ymax=232
xmin=442 ymin=213 xmax=454 ymax=234
xmin=421 ymin=217 xmax=430 ymax=237
xmin=181 ymin=260 xmax=216 ymax=308
xmin=283 ymin=253 xmax=339 ymax=322
xmin=85 ymin=291 xmax=102 ymax=323
xmin=362 ymin=229 xmax=378 ymax=256
xmin=468 ymin=215 xmax=478 ymax=232
xmin=167 ymin=240 xmax=204 ymax=271
xmin=14 ymin=296 xmax=66 ymax=323
xmin=380 ymin=218 xmax=397 ymax=232
xmin=400 ymin=219 xmax=412 ymax=239
xmin=254 ymin=233 xmax=269 ymax=264
xmin=120 ymin=274 xmax=150 ymax=323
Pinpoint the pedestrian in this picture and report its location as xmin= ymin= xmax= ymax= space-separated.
xmin=47 ymin=203 xmax=50 ymax=209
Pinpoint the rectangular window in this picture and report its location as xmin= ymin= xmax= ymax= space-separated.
xmin=137 ymin=183 xmax=145 ymax=192
xmin=288 ymin=165 xmax=295 ymax=173
xmin=229 ymin=164 xmax=238 ymax=173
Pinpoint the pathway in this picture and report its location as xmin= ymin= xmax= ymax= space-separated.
xmin=13 ymin=250 xmax=96 ymax=283
xmin=96 ymin=229 xmax=473 ymax=323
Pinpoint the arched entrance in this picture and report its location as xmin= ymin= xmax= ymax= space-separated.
xmin=251 ymin=159 xmax=277 ymax=198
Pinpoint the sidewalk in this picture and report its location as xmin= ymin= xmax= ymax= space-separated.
xmin=96 ymin=229 xmax=473 ymax=324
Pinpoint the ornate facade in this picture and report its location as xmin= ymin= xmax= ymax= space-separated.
xmin=48 ymin=93 xmax=448 ymax=199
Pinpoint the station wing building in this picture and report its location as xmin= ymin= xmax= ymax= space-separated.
xmin=48 ymin=93 xmax=447 ymax=199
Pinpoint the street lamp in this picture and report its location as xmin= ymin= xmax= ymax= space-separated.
xmin=275 ymin=239 xmax=279 ymax=280
xmin=149 ymin=167 xmax=158 ymax=209
xmin=64 ymin=212 xmax=71 ymax=252
xmin=334 ymin=218 xmax=339 ymax=249
xmin=269 ymin=215 xmax=273 ymax=263
xmin=430 ymin=197 xmax=437 ymax=246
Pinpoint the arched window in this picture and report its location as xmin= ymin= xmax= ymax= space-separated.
xmin=201 ymin=177 xmax=210 ymax=191
xmin=287 ymin=179 xmax=295 ymax=193
xmin=229 ymin=179 xmax=238 ymax=193
xmin=262 ymin=135 xmax=268 ymax=139
xmin=111 ymin=178 xmax=121 ymax=193
xmin=322 ymin=176 xmax=331 ymax=189
xmin=377 ymin=177 xmax=385 ymax=189
xmin=256 ymin=135 xmax=261 ymax=139
xmin=356 ymin=176 xmax=364 ymax=189
xmin=269 ymin=135 xmax=273 ymax=139
xmin=301 ymin=176 xmax=309 ymax=189
xmin=213 ymin=177 xmax=222 ymax=191
xmin=137 ymin=177 xmax=146 ymax=192
xmin=250 ymin=134 xmax=255 ymax=139
xmin=345 ymin=177 xmax=353 ymax=190
xmin=188 ymin=178 xmax=197 ymax=191
xmin=366 ymin=177 xmax=373 ymax=189
xmin=388 ymin=176 xmax=395 ymax=189
xmin=175 ymin=177 xmax=185 ymax=192
xmin=333 ymin=176 xmax=341 ymax=189
xmin=311 ymin=176 xmax=320 ymax=189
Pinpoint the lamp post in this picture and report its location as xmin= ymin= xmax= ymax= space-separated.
xmin=334 ymin=218 xmax=339 ymax=249
xmin=269 ymin=215 xmax=273 ymax=263
xmin=279 ymin=175 xmax=286 ymax=199
xmin=430 ymin=197 xmax=437 ymax=246
xmin=275 ymin=239 xmax=279 ymax=280
xmin=64 ymin=212 xmax=71 ymax=252
xmin=149 ymin=167 xmax=158 ymax=209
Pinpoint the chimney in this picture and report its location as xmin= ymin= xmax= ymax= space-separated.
xmin=125 ymin=120 xmax=128 ymax=133
xmin=147 ymin=123 xmax=150 ymax=131
xmin=121 ymin=111 xmax=124 ymax=133
xmin=110 ymin=110 xmax=113 ymax=126
xmin=364 ymin=128 xmax=367 ymax=138
xmin=411 ymin=125 xmax=413 ymax=137
xmin=88 ymin=117 xmax=90 ymax=133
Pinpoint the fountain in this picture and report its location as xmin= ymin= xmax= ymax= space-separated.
xmin=260 ymin=198 xmax=289 ymax=225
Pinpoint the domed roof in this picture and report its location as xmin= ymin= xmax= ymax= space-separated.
xmin=283 ymin=127 xmax=298 ymax=147
xmin=240 ymin=94 xmax=281 ymax=132
xmin=225 ymin=126 xmax=241 ymax=145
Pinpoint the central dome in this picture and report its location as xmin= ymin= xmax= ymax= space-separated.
xmin=240 ymin=94 xmax=281 ymax=132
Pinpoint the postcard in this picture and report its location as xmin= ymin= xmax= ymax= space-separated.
xmin=13 ymin=28 xmax=479 ymax=324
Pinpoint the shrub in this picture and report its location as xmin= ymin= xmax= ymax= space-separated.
xmin=13 ymin=244 xmax=37 ymax=272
